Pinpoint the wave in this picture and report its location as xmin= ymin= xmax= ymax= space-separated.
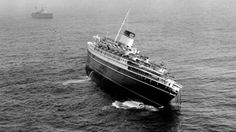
xmin=62 ymin=76 xmax=90 ymax=85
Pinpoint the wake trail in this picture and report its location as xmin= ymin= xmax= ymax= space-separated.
xmin=62 ymin=76 xmax=90 ymax=85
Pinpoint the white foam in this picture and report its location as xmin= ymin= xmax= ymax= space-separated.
xmin=62 ymin=77 xmax=90 ymax=85
xmin=112 ymin=100 xmax=160 ymax=112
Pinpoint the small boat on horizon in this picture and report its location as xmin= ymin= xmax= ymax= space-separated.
xmin=31 ymin=8 xmax=53 ymax=19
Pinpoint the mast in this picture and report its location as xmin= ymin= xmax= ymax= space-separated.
xmin=114 ymin=9 xmax=130 ymax=42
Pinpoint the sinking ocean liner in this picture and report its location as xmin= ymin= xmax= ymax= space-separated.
xmin=85 ymin=11 xmax=182 ymax=107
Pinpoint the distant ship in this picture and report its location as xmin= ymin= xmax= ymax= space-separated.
xmin=85 ymin=11 xmax=183 ymax=107
xmin=31 ymin=8 xmax=53 ymax=19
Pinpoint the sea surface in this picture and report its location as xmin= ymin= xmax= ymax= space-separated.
xmin=0 ymin=0 xmax=236 ymax=131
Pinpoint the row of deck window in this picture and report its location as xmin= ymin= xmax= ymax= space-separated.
xmin=89 ymin=47 xmax=176 ymax=94
xmin=96 ymin=41 xmax=162 ymax=74
xmin=127 ymin=66 xmax=175 ymax=93
xmin=93 ymin=47 xmax=166 ymax=85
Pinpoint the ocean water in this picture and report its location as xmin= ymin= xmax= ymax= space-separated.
xmin=0 ymin=0 xmax=236 ymax=131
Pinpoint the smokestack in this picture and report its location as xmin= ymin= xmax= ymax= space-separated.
xmin=119 ymin=30 xmax=135 ymax=48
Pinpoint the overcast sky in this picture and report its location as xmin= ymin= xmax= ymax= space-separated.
xmin=1 ymin=0 xmax=236 ymax=19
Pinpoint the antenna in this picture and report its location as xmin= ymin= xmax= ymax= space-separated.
xmin=114 ymin=9 xmax=130 ymax=42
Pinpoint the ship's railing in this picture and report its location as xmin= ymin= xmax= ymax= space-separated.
xmin=127 ymin=66 xmax=178 ymax=94
xmin=100 ymin=39 xmax=130 ymax=52
xmin=123 ymin=55 xmax=180 ymax=92
xmin=93 ymin=43 xmax=168 ymax=79
xmin=101 ymin=40 xmax=167 ymax=75
xmin=93 ymin=45 xmax=125 ymax=63
xmin=127 ymin=62 xmax=167 ymax=84
xmin=126 ymin=56 xmax=166 ymax=76
xmin=99 ymin=39 xmax=166 ymax=74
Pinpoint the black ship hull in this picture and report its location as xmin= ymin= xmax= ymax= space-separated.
xmin=86 ymin=50 xmax=176 ymax=107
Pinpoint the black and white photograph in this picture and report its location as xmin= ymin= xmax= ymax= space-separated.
xmin=0 ymin=0 xmax=235 ymax=131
